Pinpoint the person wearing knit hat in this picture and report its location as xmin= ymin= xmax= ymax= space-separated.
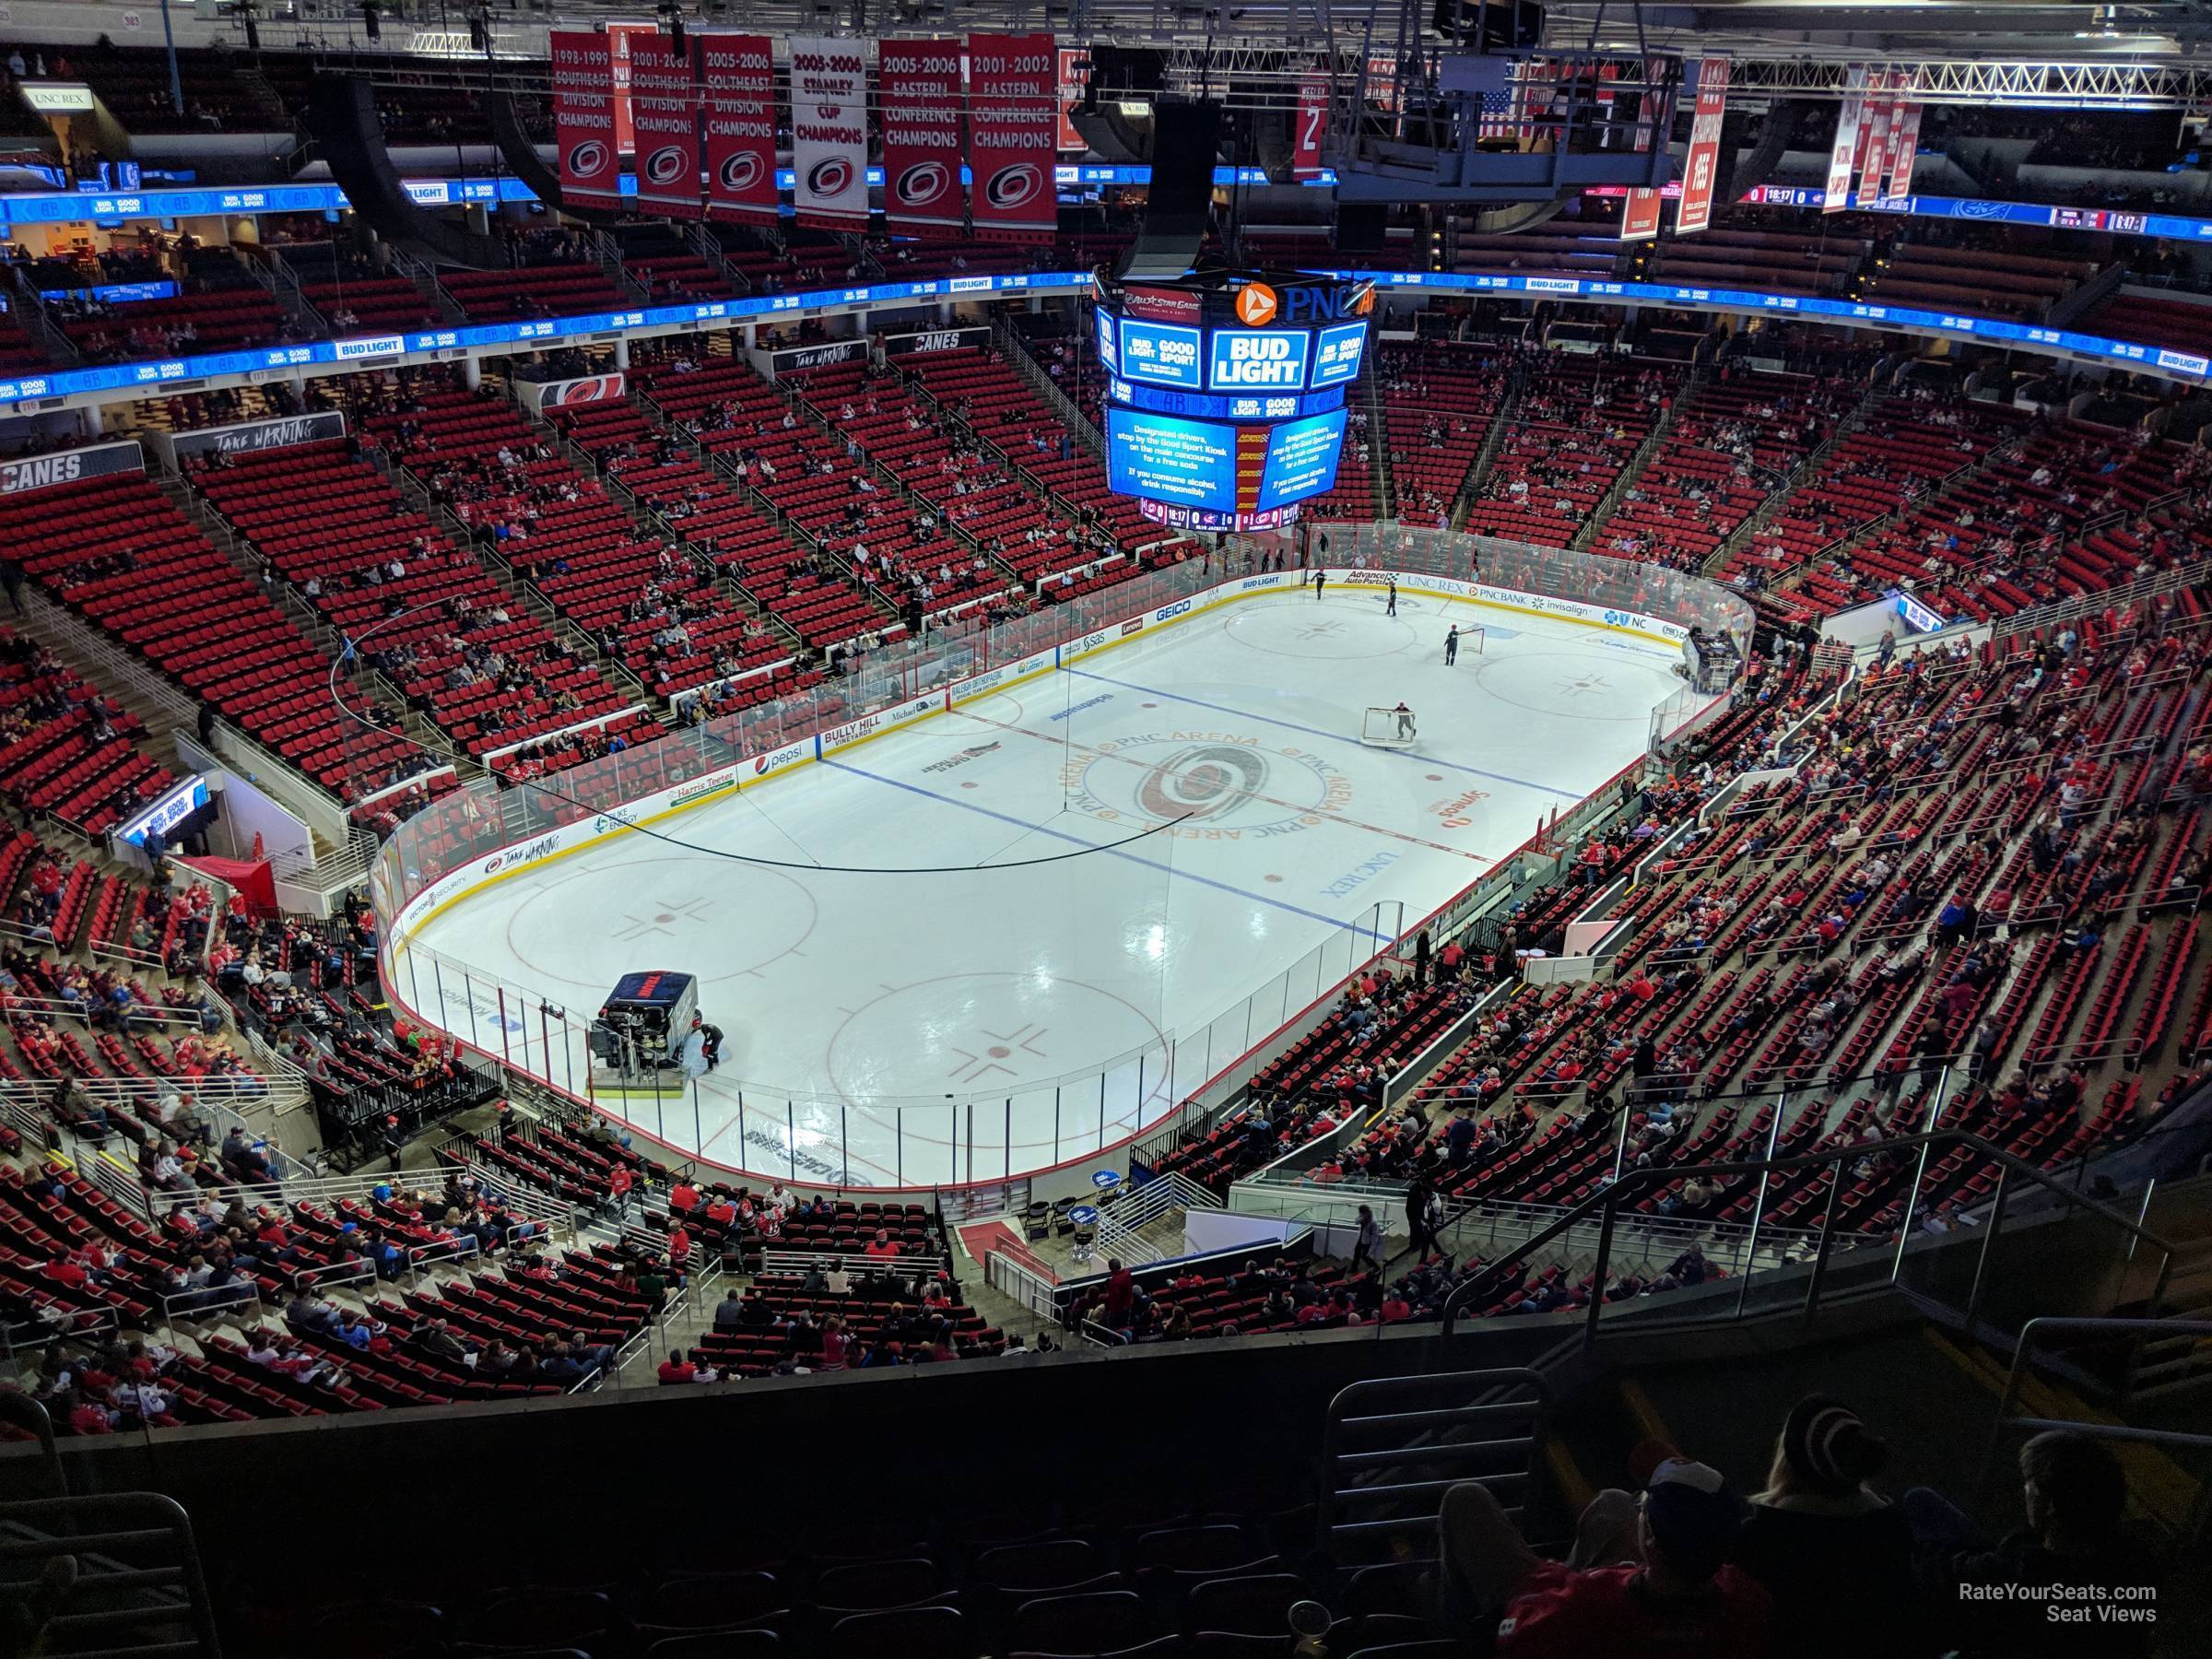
xmin=1732 ymin=1394 xmax=1932 ymax=1659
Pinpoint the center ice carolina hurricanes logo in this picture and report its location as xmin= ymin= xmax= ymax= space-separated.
xmin=1136 ymin=744 xmax=1267 ymax=821
xmin=719 ymin=152 xmax=764 ymax=192
xmin=565 ymin=140 xmax=608 ymax=179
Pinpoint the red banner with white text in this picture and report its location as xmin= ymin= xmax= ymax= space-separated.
xmin=1674 ymin=57 xmax=1729 ymax=236
xmin=606 ymin=19 xmax=658 ymax=153
xmin=879 ymin=39 xmax=966 ymax=233
xmin=700 ymin=33 xmax=779 ymax=226
xmin=629 ymin=32 xmax=701 ymax=218
xmin=552 ymin=30 xmax=624 ymax=212
xmin=1886 ymin=95 xmax=1924 ymax=203
xmin=967 ymin=31 xmax=1060 ymax=244
xmin=1294 ymin=73 xmax=1330 ymax=180
xmin=1058 ymin=47 xmax=1091 ymax=151
xmin=1855 ymin=69 xmax=1897 ymax=205
xmin=1619 ymin=78 xmax=1665 ymax=241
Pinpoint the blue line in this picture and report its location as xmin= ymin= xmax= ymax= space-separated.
xmin=820 ymin=758 xmax=1395 ymax=943
xmin=1065 ymin=666 xmax=1578 ymax=797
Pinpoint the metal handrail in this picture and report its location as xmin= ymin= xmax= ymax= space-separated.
xmin=1979 ymin=1315 xmax=2212 ymax=1547
xmin=1438 ymin=1124 xmax=2180 ymax=1346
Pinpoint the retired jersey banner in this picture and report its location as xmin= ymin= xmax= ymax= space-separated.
xmin=1058 ymin=48 xmax=1091 ymax=151
xmin=789 ymin=36 xmax=870 ymax=230
xmin=1856 ymin=70 xmax=1897 ymax=201
xmin=552 ymin=30 xmax=623 ymax=211
xmin=629 ymin=32 xmax=700 ymax=218
xmin=701 ymin=33 xmax=779 ymax=225
xmin=967 ymin=32 xmax=1060 ymax=243
xmin=1293 ymin=73 xmax=1329 ymax=180
xmin=606 ymin=20 xmax=658 ymax=152
xmin=879 ymin=39 xmax=965 ymax=232
xmin=1675 ymin=57 xmax=1728 ymax=236
xmin=1885 ymin=94 xmax=1924 ymax=203
xmin=1824 ymin=65 xmax=1867 ymax=212
xmin=1618 ymin=78 xmax=1665 ymax=241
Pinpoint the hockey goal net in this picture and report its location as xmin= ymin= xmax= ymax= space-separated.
xmin=1361 ymin=706 xmax=1419 ymax=748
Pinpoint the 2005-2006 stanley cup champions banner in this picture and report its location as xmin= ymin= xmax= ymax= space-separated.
xmin=789 ymin=36 xmax=871 ymax=231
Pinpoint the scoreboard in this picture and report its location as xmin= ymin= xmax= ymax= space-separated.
xmin=1094 ymin=269 xmax=1373 ymax=532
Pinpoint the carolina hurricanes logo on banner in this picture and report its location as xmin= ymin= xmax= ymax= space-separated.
xmin=719 ymin=153 xmax=763 ymax=192
xmin=566 ymin=140 xmax=608 ymax=180
xmin=643 ymin=146 xmax=688 ymax=185
xmin=1136 ymin=745 xmax=1266 ymax=820
xmin=895 ymin=162 xmax=949 ymax=206
xmin=806 ymin=157 xmax=854 ymax=198
xmin=985 ymin=163 xmax=1045 ymax=209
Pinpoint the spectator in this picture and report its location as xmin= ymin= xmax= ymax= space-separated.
xmin=656 ymin=1347 xmax=698 ymax=1385
xmin=1731 ymin=1395 xmax=1931 ymax=1657
xmin=1438 ymin=1456 xmax=1770 ymax=1655
xmin=1908 ymin=1430 xmax=2152 ymax=1657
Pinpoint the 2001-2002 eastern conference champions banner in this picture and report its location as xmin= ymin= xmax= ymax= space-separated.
xmin=789 ymin=35 xmax=871 ymax=231
xmin=967 ymin=32 xmax=1060 ymax=244
xmin=878 ymin=39 xmax=966 ymax=233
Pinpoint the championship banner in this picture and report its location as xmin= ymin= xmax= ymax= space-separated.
xmin=1856 ymin=70 xmax=1897 ymax=202
xmin=789 ymin=35 xmax=870 ymax=230
xmin=630 ymin=31 xmax=701 ymax=218
xmin=879 ymin=39 xmax=966 ymax=232
xmin=701 ymin=33 xmax=779 ymax=225
xmin=1674 ymin=56 xmax=1728 ymax=236
xmin=1824 ymin=65 xmax=1867 ymax=212
xmin=1058 ymin=48 xmax=1091 ymax=151
xmin=606 ymin=20 xmax=659 ymax=152
xmin=967 ymin=32 xmax=1060 ymax=243
xmin=1885 ymin=91 xmax=1924 ymax=204
xmin=1293 ymin=73 xmax=1329 ymax=181
xmin=551 ymin=30 xmax=623 ymax=211
xmin=1618 ymin=75 xmax=1665 ymax=242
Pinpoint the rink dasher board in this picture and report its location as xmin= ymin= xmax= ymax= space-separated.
xmin=384 ymin=567 xmax=1692 ymax=945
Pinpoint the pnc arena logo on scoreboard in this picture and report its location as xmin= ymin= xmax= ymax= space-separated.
xmin=1233 ymin=282 xmax=1279 ymax=326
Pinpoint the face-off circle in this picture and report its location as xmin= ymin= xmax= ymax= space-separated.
xmin=1062 ymin=732 xmax=1351 ymax=838
xmin=825 ymin=972 xmax=1167 ymax=1108
xmin=503 ymin=854 xmax=817 ymax=990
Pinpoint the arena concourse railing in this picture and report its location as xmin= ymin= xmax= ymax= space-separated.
xmin=369 ymin=529 xmax=1754 ymax=1190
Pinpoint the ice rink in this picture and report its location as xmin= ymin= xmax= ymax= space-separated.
xmin=396 ymin=587 xmax=1701 ymax=1187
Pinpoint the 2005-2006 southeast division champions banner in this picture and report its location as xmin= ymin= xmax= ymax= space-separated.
xmin=701 ymin=33 xmax=779 ymax=226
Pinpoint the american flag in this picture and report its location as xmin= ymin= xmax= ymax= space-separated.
xmin=1467 ymin=56 xmax=1523 ymax=141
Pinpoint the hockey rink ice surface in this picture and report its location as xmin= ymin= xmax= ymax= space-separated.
xmin=400 ymin=588 xmax=1703 ymax=1187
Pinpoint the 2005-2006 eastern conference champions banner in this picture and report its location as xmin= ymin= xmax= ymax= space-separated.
xmin=701 ymin=33 xmax=779 ymax=226
xmin=629 ymin=31 xmax=701 ymax=218
xmin=967 ymin=32 xmax=1060 ymax=244
xmin=878 ymin=39 xmax=966 ymax=234
xmin=789 ymin=35 xmax=870 ymax=231
xmin=552 ymin=29 xmax=624 ymax=212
